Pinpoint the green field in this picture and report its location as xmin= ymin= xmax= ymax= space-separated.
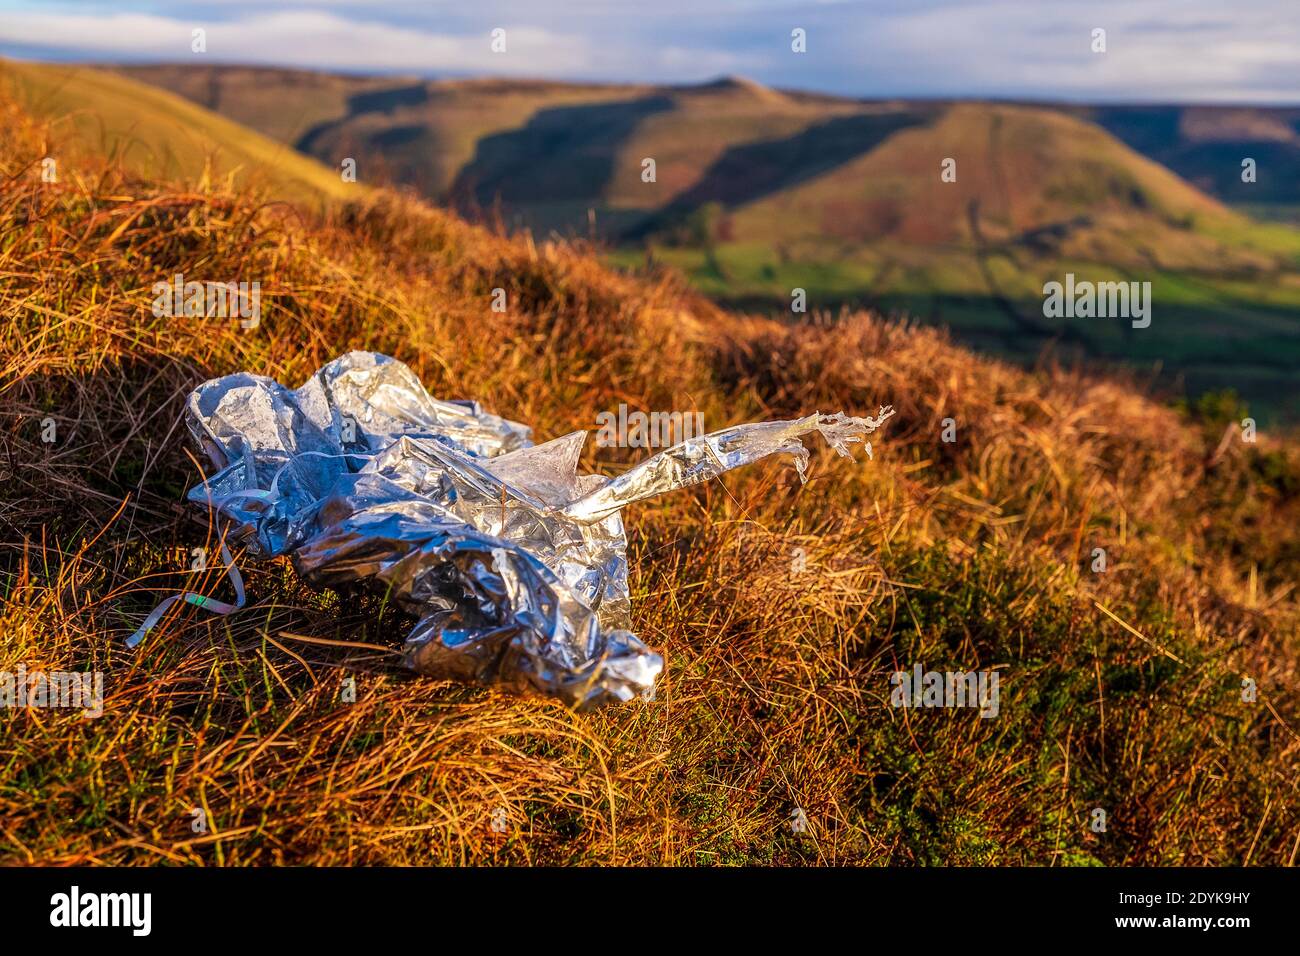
xmin=608 ymin=236 xmax=1300 ymax=421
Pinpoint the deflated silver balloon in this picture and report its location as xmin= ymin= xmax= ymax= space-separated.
xmin=176 ymin=351 xmax=893 ymax=708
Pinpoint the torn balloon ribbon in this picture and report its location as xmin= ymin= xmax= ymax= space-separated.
xmin=149 ymin=351 xmax=892 ymax=708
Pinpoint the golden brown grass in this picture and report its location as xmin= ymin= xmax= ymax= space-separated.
xmin=1 ymin=88 xmax=1297 ymax=866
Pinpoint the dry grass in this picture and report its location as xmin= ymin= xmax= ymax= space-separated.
xmin=1 ymin=89 xmax=1297 ymax=866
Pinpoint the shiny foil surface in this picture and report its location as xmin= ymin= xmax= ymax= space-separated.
xmin=182 ymin=352 xmax=893 ymax=707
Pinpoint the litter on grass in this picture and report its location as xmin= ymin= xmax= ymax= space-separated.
xmin=131 ymin=352 xmax=893 ymax=707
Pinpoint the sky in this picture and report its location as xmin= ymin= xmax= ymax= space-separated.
xmin=1 ymin=0 xmax=1297 ymax=104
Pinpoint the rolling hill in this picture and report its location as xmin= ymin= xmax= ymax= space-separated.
xmin=620 ymin=99 xmax=1300 ymax=411
xmin=95 ymin=64 xmax=1300 ymax=420
xmin=1074 ymin=104 xmax=1300 ymax=224
xmin=114 ymin=63 xmax=657 ymax=205
xmin=1 ymin=60 xmax=354 ymax=208
xmin=117 ymin=64 xmax=1300 ymax=221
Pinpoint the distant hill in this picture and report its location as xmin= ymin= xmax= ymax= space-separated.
xmin=1073 ymin=105 xmax=1300 ymax=225
xmin=2 ymin=60 xmax=354 ymax=208
xmin=103 ymin=64 xmax=1300 ymax=420
xmin=114 ymin=64 xmax=651 ymax=206
xmin=117 ymin=64 xmax=1300 ymax=222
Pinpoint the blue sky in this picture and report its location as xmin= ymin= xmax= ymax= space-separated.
xmin=1 ymin=0 xmax=1297 ymax=103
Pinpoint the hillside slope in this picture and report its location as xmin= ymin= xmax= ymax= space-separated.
xmin=1 ymin=83 xmax=1297 ymax=866
xmin=116 ymin=63 xmax=658 ymax=205
xmin=1074 ymin=104 xmax=1300 ymax=223
xmin=114 ymin=63 xmax=1300 ymax=421
xmin=2 ymin=60 xmax=355 ymax=208
xmin=118 ymin=64 xmax=1300 ymax=225
xmin=685 ymin=103 xmax=1300 ymax=376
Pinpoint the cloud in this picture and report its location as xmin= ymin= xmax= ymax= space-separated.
xmin=0 ymin=10 xmax=581 ymax=74
xmin=0 ymin=5 xmax=757 ymax=82
xmin=0 ymin=0 xmax=1296 ymax=101
xmin=854 ymin=0 xmax=1300 ymax=101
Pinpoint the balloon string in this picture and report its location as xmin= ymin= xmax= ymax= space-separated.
xmin=126 ymin=450 xmax=373 ymax=649
xmin=125 ymin=539 xmax=246 ymax=649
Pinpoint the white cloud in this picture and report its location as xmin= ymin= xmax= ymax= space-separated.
xmin=0 ymin=6 xmax=760 ymax=83
xmin=0 ymin=10 xmax=591 ymax=75
xmin=0 ymin=0 xmax=1295 ymax=101
xmin=865 ymin=0 xmax=1300 ymax=101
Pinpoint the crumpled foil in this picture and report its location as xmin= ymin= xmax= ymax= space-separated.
xmin=169 ymin=351 xmax=893 ymax=707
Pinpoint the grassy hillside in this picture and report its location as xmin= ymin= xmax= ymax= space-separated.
xmin=3 ymin=60 xmax=355 ymax=209
xmin=616 ymin=102 xmax=1300 ymax=422
xmin=1 ymin=83 xmax=1298 ymax=866
xmin=119 ymin=65 xmax=898 ymax=227
xmin=119 ymin=64 xmax=1300 ymax=227
xmin=117 ymin=64 xmax=657 ymax=205
xmin=616 ymin=104 xmax=1300 ymax=416
xmin=119 ymin=64 xmax=1300 ymax=421
xmin=1073 ymin=105 xmax=1300 ymax=224
xmin=115 ymin=64 xmax=405 ymax=154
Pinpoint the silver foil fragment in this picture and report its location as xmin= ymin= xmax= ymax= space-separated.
xmin=177 ymin=351 xmax=893 ymax=707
